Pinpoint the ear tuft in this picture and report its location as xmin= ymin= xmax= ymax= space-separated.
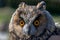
xmin=36 ymin=1 xmax=46 ymax=9
xmin=19 ymin=2 xmax=27 ymax=8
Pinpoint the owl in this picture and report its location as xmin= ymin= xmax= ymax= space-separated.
xmin=9 ymin=1 xmax=56 ymax=40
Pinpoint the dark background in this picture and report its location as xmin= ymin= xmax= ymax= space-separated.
xmin=0 ymin=0 xmax=60 ymax=15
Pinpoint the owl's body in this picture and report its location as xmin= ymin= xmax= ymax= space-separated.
xmin=9 ymin=1 xmax=56 ymax=40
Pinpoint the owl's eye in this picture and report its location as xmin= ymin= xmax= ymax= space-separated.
xmin=20 ymin=20 xmax=25 ymax=27
xmin=33 ymin=20 xmax=40 ymax=27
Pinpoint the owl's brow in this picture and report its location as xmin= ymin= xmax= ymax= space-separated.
xmin=19 ymin=17 xmax=24 ymax=21
xmin=34 ymin=14 xmax=42 ymax=20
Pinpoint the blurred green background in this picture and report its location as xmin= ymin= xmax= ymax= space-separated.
xmin=0 ymin=0 xmax=60 ymax=40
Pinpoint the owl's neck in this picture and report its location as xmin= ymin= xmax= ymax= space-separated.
xmin=10 ymin=29 xmax=46 ymax=40
xmin=10 ymin=31 xmax=41 ymax=40
xmin=11 ymin=30 xmax=57 ymax=40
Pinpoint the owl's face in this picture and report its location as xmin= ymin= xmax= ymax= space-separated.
xmin=11 ymin=1 xmax=47 ymax=38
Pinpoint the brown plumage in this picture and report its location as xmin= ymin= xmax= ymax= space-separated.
xmin=9 ymin=1 xmax=56 ymax=40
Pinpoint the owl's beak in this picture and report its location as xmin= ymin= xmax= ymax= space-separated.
xmin=22 ymin=24 xmax=30 ymax=35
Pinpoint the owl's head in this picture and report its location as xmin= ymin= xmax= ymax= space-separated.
xmin=9 ymin=1 xmax=47 ymax=39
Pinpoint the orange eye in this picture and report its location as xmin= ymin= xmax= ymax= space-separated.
xmin=34 ymin=20 xmax=40 ymax=27
xmin=20 ymin=20 xmax=25 ymax=27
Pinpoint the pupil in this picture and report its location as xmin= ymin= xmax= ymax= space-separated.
xmin=36 ymin=22 xmax=38 ymax=24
